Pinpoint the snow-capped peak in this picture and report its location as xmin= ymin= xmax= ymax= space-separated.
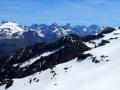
xmin=0 ymin=22 xmax=24 ymax=33
xmin=1 ymin=28 xmax=120 ymax=90
xmin=0 ymin=22 xmax=25 ymax=39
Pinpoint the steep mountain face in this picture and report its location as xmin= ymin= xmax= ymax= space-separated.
xmin=0 ymin=22 xmax=104 ymax=40
xmin=0 ymin=22 xmax=42 ymax=57
xmin=28 ymin=23 xmax=104 ymax=39
xmin=0 ymin=27 xmax=118 ymax=90
xmin=27 ymin=23 xmax=76 ymax=42
xmin=0 ymin=22 xmax=104 ymax=58
xmin=0 ymin=34 xmax=90 ymax=89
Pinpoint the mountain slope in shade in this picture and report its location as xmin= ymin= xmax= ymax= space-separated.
xmin=0 ymin=34 xmax=90 ymax=82
xmin=0 ymin=27 xmax=120 ymax=90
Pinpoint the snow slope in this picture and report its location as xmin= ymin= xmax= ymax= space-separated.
xmin=19 ymin=47 xmax=64 ymax=68
xmin=1 ymin=30 xmax=120 ymax=90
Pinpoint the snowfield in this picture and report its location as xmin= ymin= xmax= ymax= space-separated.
xmin=1 ymin=30 xmax=120 ymax=90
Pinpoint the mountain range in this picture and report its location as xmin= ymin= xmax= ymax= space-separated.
xmin=0 ymin=21 xmax=105 ymax=58
xmin=0 ymin=25 xmax=119 ymax=90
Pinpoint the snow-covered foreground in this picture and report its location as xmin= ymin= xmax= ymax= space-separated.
xmin=1 ymin=30 xmax=120 ymax=90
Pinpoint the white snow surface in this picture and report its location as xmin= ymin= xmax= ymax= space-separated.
xmin=0 ymin=22 xmax=24 ymax=38
xmin=0 ymin=22 xmax=24 ymax=32
xmin=53 ymin=28 xmax=73 ymax=36
xmin=1 ymin=30 xmax=120 ymax=90
xmin=0 ymin=22 xmax=45 ymax=39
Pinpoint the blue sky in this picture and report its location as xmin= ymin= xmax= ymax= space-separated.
xmin=0 ymin=0 xmax=120 ymax=26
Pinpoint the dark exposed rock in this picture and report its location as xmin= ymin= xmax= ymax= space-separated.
xmin=92 ymin=57 xmax=100 ymax=63
xmin=82 ymin=27 xmax=116 ymax=42
xmin=114 ymin=33 xmax=120 ymax=35
xmin=81 ymin=34 xmax=104 ymax=42
xmin=0 ymin=79 xmax=13 ymax=89
xmin=109 ymin=37 xmax=118 ymax=40
xmin=64 ymin=67 xmax=69 ymax=70
xmin=0 ymin=34 xmax=90 ymax=87
xmin=5 ymin=80 xmax=13 ymax=89
xmin=100 ymin=27 xmax=115 ymax=34
xmin=98 ymin=40 xmax=110 ymax=46
xmin=77 ymin=53 xmax=92 ymax=60
xmin=94 ymin=60 xmax=100 ymax=63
